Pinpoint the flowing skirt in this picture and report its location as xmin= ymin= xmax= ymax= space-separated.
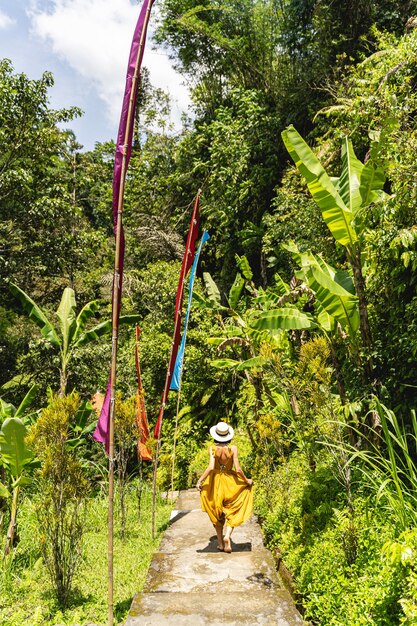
xmin=200 ymin=469 xmax=253 ymax=527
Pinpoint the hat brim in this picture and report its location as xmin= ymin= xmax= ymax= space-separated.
xmin=209 ymin=425 xmax=234 ymax=442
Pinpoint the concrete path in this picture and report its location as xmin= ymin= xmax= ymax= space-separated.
xmin=125 ymin=490 xmax=305 ymax=625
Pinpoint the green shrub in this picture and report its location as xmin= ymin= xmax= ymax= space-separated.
xmin=26 ymin=393 xmax=89 ymax=607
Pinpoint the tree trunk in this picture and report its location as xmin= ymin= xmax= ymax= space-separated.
xmin=328 ymin=338 xmax=347 ymax=405
xmin=350 ymin=247 xmax=373 ymax=352
xmin=349 ymin=246 xmax=378 ymax=393
xmin=59 ymin=368 xmax=68 ymax=398
xmin=4 ymin=485 xmax=19 ymax=556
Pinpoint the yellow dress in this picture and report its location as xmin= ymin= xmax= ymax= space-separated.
xmin=200 ymin=445 xmax=253 ymax=528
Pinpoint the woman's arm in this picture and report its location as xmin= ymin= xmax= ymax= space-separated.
xmin=232 ymin=445 xmax=253 ymax=486
xmin=197 ymin=446 xmax=215 ymax=491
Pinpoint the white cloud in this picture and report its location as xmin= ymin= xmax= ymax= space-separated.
xmin=0 ymin=9 xmax=15 ymax=29
xmin=28 ymin=0 xmax=191 ymax=127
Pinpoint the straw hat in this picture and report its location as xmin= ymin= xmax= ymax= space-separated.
xmin=209 ymin=421 xmax=234 ymax=442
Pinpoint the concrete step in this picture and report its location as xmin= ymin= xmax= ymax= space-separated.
xmin=146 ymin=549 xmax=280 ymax=593
xmin=126 ymin=590 xmax=305 ymax=626
xmin=161 ymin=508 xmax=265 ymax=553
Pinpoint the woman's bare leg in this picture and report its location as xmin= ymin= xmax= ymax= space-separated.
xmin=214 ymin=523 xmax=224 ymax=550
xmin=223 ymin=525 xmax=233 ymax=553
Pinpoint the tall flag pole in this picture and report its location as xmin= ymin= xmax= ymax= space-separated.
xmin=153 ymin=191 xmax=201 ymax=440
xmin=151 ymin=191 xmax=201 ymax=537
xmin=92 ymin=1 xmax=155 ymax=623
xmin=169 ymin=230 xmax=210 ymax=497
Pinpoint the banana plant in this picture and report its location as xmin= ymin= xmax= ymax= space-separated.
xmin=0 ymin=386 xmax=39 ymax=555
xmin=0 ymin=384 xmax=39 ymax=426
xmin=10 ymin=284 xmax=141 ymax=396
xmin=0 ymin=417 xmax=36 ymax=555
xmin=202 ymin=254 xmax=317 ymax=372
xmin=281 ymin=126 xmax=387 ymax=386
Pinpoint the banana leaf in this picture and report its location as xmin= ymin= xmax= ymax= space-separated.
xmin=0 ymin=399 xmax=15 ymax=419
xmin=298 ymin=251 xmax=359 ymax=335
xmin=317 ymin=309 xmax=336 ymax=333
xmin=56 ymin=287 xmax=77 ymax=358
xmin=236 ymin=356 xmax=267 ymax=371
xmin=74 ymin=314 xmax=142 ymax=347
xmin=74 ymin=299 xmax=101 ymax=341
xmin=14 ymin=385 xmax=38 ymax=418
xmin=10 ymin=283 xmax=60 ymax=347
xmin=282 ymin=126 xmax=357 ymax=248
xmin=287 ymin=243 xmax=359 ymax=335
xmin=337 ymin=139 xmax=364 ymax=213
xmin=203 ymin=272 xmax=223 ymax=309
xmin=0 ymin=418 xmax=34 ymax=478
xmin=236 ymin=255 xmax=253 ymax=281
xmin=274 ymin=274 xmax=290 ymax=296
xmin=210 ymin=358 xmax=240 ymax=369
xmin=253 ymin=307 xmax=317 ymax=331
xmin=359 ymin=159 xmax=386 ymax=207
xmin=228 ymin=272 xmax=245 ymax=309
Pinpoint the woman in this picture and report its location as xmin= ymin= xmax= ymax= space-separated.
xmin=197 ymin=421 xmax=253 ymax=553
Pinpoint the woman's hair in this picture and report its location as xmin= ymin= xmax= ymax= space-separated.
xmin=213 ymin=437 xmax=232 ymax=444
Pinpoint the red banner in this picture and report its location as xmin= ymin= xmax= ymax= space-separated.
xmin=153 ymin=193 xmax=200 ymax=440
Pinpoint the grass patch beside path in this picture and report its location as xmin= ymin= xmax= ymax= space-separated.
xmin=0 ymin=482 xmax=172 ymax=626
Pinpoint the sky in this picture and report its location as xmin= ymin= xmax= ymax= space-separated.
xmin=0 ymin=0 xmax=192 ymax=150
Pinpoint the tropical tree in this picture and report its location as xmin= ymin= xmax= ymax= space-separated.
xmin=0 ymin=59 xmax=93 ymax=297
xmin=10 ymin=284 xmax=140 ymax=396
xmin=281 ymin=126 xmax=386 ymax=391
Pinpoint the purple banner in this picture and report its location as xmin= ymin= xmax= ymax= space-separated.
xmin=93 ymin=0 xmax=155 ymax=451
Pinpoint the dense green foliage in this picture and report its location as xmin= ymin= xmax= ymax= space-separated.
xmin=2 ymin=2 xmax=417 ymax=624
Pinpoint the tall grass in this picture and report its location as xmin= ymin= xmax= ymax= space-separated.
xmin=0 ymin=481 xmax=171 ymax=626
xmin=350 ymin=399 xmax=417 ymax=531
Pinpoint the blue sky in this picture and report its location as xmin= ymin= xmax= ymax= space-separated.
xmin=0 ymin=0 xmax=192 ymax=150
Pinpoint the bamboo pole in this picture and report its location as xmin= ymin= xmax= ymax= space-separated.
xmin=107 ymin=4 xmax=153 ymax=624
xmin=151 ymin=191 xmax=201 ymax=538
xmin=170 ymin=384 xmax=183 ymax=505
xmin=151 ymin=440 xmax=160 ymax=539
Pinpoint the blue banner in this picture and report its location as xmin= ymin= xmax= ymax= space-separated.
xmin=170 ymin=230 xmax=210 ymax=391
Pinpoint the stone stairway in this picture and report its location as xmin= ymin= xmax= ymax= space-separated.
xmin=125 ymin=490 xmax=305 ymax=625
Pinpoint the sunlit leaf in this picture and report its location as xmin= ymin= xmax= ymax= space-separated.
xmin=56 ymin=288 xmax=77 ymax=358
xmin=210 ymin=358 xmax=240 ymax=369
xmin=74 ymin=300 xmax=101 ymax=341
xmin=282 ymin=125 xmax=357 ymax=248
xmin=0 ymin=418 xmax=34 ymax=478
xmin=253 ymin=307 xmax=317 ymax=331
xmin=236 ymin=356 xmax=267 ymax=370
xmin=203 ymin=272 xmax=223 ymax=309
xmin=10 ymin=283 xmax=60 ymax=347
xmin=228 ymin=272 xmax=245 ymax=309
xmin=14 ymin=385 xmax=38 ymax=418
xmin=236 ymin=255 xmax=253 ymax=281
xmin=74 ymin=314 xmax=142 ymax=347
